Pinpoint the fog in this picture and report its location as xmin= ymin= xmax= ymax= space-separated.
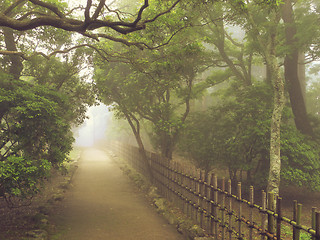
xmin=74 ymin=104 xmax=111 ymax=146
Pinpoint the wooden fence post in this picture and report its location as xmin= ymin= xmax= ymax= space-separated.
xmin=276 ymin=196 xmax=282 ymax=240
xmin=188 ymin=166 xmax=192 ymax=219
xmin=228 ymin=179 xmax=232 ymax=240
xmin=181 ymin=164 xmax=186 ymax=212
xmin=237 ymin=182 xmax=242 ymax=239
xmin=249 ymin=186 xmax=254 ymax=240
xmin=174 ymin=162 xmax=178 ymax=207
xmin=180 ymin=164 xmax=186 ymax=215
xmin=293 ymin=200 xmax=297 ymax=239
xmin=210 ymin=174 xmax=215 ymax=235
xmin=195 ymin=168 xmax=199 ymax=224
xmin=221 ymin=177 xmax=226 ymax=240
xmin=192 ymin=166 xmax=197 ymax=222
xmin=295 ymin=203 xmax=302 ymax=240
xmin=206 ymin=173 xmax=212 ymax=233
xmin=200 ymin=170 xmax=204 ymax=228
xmin=214 ymin=174 xmax=218 ymax=239
xmin=316 ymin=212 xmax=320 ymax=240
xmin=267 ymin=192 xmax=274 ymax=240
xmin=312 ymin=207 xmax=317 ymax=240
xmin=167 ymin=159 xmax=171 ymax=201
xmin=261 ymin=190 xmax=266 ymax=240
xmin=197 ymin=168 xmax=201 ymax=225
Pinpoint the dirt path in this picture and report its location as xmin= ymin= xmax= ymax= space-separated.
xmin=49 ymin=147 xmax=184 ymax=240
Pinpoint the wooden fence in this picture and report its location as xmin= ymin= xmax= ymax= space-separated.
xmin=110 ymin=142 xmax=320 ymax=240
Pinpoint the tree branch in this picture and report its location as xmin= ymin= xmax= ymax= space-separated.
xmin=144 ymin=0 xmax=181 ymax=24
xmin=28 ymin=0 xmax=65 ymax=18
xmin=0 ymin=0 xmax=183 ymax=37
xmin=133 ymin=0 xmax=149 ymax=26
xmin=84 ymin=0 xmax=92 ymax=25
xmin=4 ymin=0 xmax=27 ymax=16
xmin=92 ymin=0 xmax=106 ymax=20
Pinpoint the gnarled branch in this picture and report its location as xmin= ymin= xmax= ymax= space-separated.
xmin=1 ymin=0 xmax=183 ymax=37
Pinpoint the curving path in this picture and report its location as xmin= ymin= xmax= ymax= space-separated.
xmin=50 ymin=148 xmax=184 ymax=240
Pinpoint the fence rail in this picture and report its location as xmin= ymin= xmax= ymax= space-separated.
xmin=110 ymin=141 xmax=320 ymax=240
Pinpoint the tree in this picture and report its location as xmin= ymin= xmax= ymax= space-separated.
xmin=94 ymin=4 xmax=210 ymax=164
xmin=179 ymin=83 xmax=320 ymax=191
xmin=93 ymin=0 xmax=209 ymax=164
xmin=197 ymin=1 xmax=254 ymax=88
xmin=23 ymin=53 xmax=96 ymax=125
xmin=0 ymin=74 xmax=74 ymax=203
xmin=200 ymin=1 xmax=285 ymax=195
xmin=281 ymin=0 xmax=314 ymax=136
xmin=0 ymin=0 xmax=182 ymax=48
xmin=180 ymin=83 xmax=272 ymax=183
xmin=95 ymin=38 xmax=208 ymax=159
xmin=0 ymin=3 xmax=95 ymax=204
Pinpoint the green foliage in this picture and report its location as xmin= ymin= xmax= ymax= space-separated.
xmin=94 ymin=12 xmax=209 ymax=158
xmin=179 ymin=83 xmax=273 ymax=176
xmin=0 ymin=75 xmax=74 ymax=164
xmin=0 ymin=73 xmax=74 ymax=200
xmin=24 ymin=55 xmax=95 ymax=125
xmin=0 ymin=156 xmax=51 ymax=198
xmin=178 ymin=82 xmax=320 ymax=190
xmin=281 ymin=128 xmax=320 ymax=191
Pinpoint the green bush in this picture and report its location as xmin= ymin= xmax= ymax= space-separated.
xmin=0 ymin=156 xmax=51 ymax=198
xmin=0 ymin=73 xmax=74 ymax=202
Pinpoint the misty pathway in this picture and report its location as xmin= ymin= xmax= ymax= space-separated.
xmin=50 ymin=148 xmax=184 ymax=240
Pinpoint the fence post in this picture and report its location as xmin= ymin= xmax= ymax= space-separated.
xmin=173 ymin=162 xmax=178 ymax=206
xmin=193 ymin=167 xmax=198 ymax=223
xmin=296 ymin=203 xmax=302 ymax=240
xmin=267 ymin=192 xmax=274 ymax=240
xmin=221 ymin=177 xmax=226 ymax=240
xmin=182 ymin=164 xmax=187 ymax=213
xmin=293 ymin=200 xmax=298 ymax=240
xmin=316 ymin=212 xmax=320 ymax=240
xmin=167 ymin=159 xmax=171 ymax=201
xmin=199 ymin=170 xmax=204 ymax=228
xmin=180 ymin=164 xmax=186 ymax=215
xmin=237 ymin=182 xmax=242 ymax=240
xmin=228 ymin=179 xmax=232 ymax=240
xmin=276 ymin=196 xmax=282 ymax=240
xmin=214 ymin=174 xmax=218 ymax=239
xmin=261 ymin=190 xmax=266 ymax=240
xmin=249 ymin=186 xmax=254 ymax=240
xmin=209 ymin=174 xmax=214 ymax=235
xmin=312 ymin=207 xmax=317 ymax=240
xmin=192 ymin=166 xmax=197 ymax=222
xmin=188 ymin=166 xmax=193 ymax=220
xmin=206 ymin=172 xmax=211 ymax=232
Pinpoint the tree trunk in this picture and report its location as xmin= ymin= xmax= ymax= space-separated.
xmin=123 ymin=111 xmax=154 ymax=180
xmin=281 ymin=0 xmax=314 ymax=136
xmin=159 ymin=133 xmax=174 ymax=160
xmin=3 ymin=27 xmax=23 ymax=79
xmin=267 ymin=69 xmax=285 ymax=195
xmin=1 ymin=28 xmax=22 ymax=122
xmin=266 ymin=38 xmax=285 ymax=196
xmin=298 ymin=52 xmax=306 ymax=100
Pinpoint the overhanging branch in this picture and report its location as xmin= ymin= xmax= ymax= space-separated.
xmin=1 ymin=0 xmax=183 ymax=37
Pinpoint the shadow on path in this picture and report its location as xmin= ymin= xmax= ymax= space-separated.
xmin=50 ymin=148 xmax=184 ymax=240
